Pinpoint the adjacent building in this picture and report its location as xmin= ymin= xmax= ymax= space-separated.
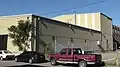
xmin=0 ymin=14 xmax=33 ymax=51
xmin=113 ymin=25 xmax=120 ymax=50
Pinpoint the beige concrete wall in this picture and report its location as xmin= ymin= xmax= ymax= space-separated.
xmin=0 ymin=14 xmax=32 ymax=52
xmin=94 ymin=13 xmax=101 ymax=31
xmin=52 ymin=12 xmax=101 ymax=31
xmin=79 ymin=14 xmax=86 ymax=27
xmin=52 ymin=14 xmax=76 ymax=24
xmin=87 ymin=14 xmax=92 ymax=28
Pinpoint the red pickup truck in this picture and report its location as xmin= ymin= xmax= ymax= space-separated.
xmin=48 ymin=48 xmax=105 ymax=67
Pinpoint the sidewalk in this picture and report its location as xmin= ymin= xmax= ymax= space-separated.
xmin=105 ymin=65 xmax=119 ymax=67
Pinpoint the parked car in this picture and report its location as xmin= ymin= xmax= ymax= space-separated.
xmin=15 ymin=51 xmax=45 ymax=63
xmin=48 ymin=48 xmax=105 ymax=67
xmin=12 ymin=51 xmax=23 ymax=56
xmin=0 ymin=50 xmax=15 ymax=60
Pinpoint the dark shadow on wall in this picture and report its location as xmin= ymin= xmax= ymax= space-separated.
xmin=113 ymin=36 xmax=120 ymax=51
xmin=0 ymin=35 xmax=8 ymax=50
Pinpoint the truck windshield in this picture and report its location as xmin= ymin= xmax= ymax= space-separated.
xmin=73 ymin=49 xmax=82 ymax=54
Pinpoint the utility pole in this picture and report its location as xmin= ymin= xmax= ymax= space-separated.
xmin=68 ymin=41 xmax=70 ymax=48
xmin=52 ymin=36 xmax=57 ymax=53
xmin=55 ymin=39 xmax=56 ymax=53
xmin=71 ymin=38 xmax=73 ymax=48
xmin=116 ymin=49 xmax=119 ymax=66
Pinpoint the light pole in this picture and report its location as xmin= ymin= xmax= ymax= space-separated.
xmin=52 ymin=36 xmax=57 ymax=53
xmin=68 ymin=41 xmax=70 ymax=48
xmin=71 ymin=38 xmax=73 ymax=48
xmin=116 ymin=49 xmax=119 ymax=66
xmin=55 ymin=39 xmax=56 ymax=53
xmin=97 ymin=40 xmax=100 ymax=45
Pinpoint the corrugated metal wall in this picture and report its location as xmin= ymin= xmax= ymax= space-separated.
xmin=33 ymin=16 xmax=101 ymax=53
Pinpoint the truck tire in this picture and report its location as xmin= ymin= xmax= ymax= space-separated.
xmin=51 ymin=58 xmax=57 ymax=65
xmin=78 ymin=60 xmax=87 ymax=67
xmin=0 ymin=56 xmax=3 ymax=61
xmin=29 ymin=58 xmax=33 ymax=64
xmin=15 ymin=57 xmax=18 ymax=62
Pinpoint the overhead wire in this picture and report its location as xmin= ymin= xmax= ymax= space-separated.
xmin=40 ymin=0 xmax=110 ymax=16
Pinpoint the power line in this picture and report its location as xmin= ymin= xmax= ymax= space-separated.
xmin=40 ymin=0 xmax=110 ymax=16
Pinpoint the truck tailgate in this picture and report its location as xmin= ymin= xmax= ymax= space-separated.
xmin=95 ymin=54 xmax=102 ymax=61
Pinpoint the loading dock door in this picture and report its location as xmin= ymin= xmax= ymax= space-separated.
xmin=0 ymin=35 xmax=8 ymax=50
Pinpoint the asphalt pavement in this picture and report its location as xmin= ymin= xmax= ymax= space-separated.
xmin=0 ymin=60 xmax=75 ymax=67
xmin=0 ymin=60 xmax=116 ymax=67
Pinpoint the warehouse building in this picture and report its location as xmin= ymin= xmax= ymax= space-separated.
xmin=33 ymin=15 xmax=102 ymax=53
xmin=0 ymin=13 xmax=113 ymax=53
xmin=52 ymin=12 xmax=113 ymax=51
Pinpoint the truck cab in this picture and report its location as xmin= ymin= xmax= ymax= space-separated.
xmin=48 ymin=48 xmax=105 ymax=67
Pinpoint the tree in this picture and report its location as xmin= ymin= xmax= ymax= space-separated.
xmin=8 ymin=20 xmax=32 ymax=51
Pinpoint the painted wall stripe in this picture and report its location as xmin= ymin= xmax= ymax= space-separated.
xmin=92 ymin=13 xmax=95 ymax=29
xmin=85 ymin=14 xmax=88 ymax=27
xmin=78 ymin=14 xmax=81 ymax=26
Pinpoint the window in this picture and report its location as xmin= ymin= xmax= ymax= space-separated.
xmin=60 ymin=49 xmax=67 ymax=55
xmin=71 ymin=38 xmax=73 ymax=43
xmin=27 ymin=17 xmax=29 ymax=20
xmin=52 ymin=36 xmax=55 ymax=41
xmin=73 ymin=49 xmax=82 ymax=54
xmin=85 ymin=40 xmax=87 ymax=43
xmin=68 ymin=49 xmax=71 ymax=55
xmin=0 ymin=52 xmax=2 ymax=54
xmin=21 ymin=52 xmax=35 ymax=56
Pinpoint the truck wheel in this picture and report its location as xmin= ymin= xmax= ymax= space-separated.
xmin=78 ymin=61 xmax=87 ymax=67
xmin=51 ymin=58 xmax=57 ymax=65
xmin=15 ymin=57 xmax=18 ymax=62
xmin=29 ymin=58 xmax=33 ymax=64
xmin=0 ymin=57 xmax=3 ymax=61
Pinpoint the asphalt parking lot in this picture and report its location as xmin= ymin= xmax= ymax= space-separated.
xmin=0 ymin=60 xmax=110 ymax=67
xmin=0 ymin=60 xmax=76 ymax=67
